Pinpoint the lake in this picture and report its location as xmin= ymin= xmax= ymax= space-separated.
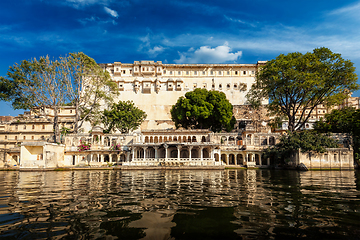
xmin=0 ymin=169 xmax=359 ymax=239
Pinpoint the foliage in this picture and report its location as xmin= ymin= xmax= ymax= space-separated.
xmin=110 ymin=143 xmax=121 ymax=151
xmin=247 ymin=47 xmax=359 ymax=132
xmin=102 ymin=100 xmax=147 ymax=134
xmin=0 ymin=56 xmax=67 ymax=143
xmin=170 ymin=88 xmax=236 ymax=132
xmin=59 ymin=52 xmax=118 ymax=132
xmin=0 ymin=52 xmax=118 ymax=142
xmin=264 ymin=130 xmax=339 ymax=164
xmin=78 ymin=141 xmax=91 ymax=151
xmin=314 ymin=107 xmax=360 ymax=160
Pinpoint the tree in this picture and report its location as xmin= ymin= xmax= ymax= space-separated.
xmin=102 ymin=100 xmax=147 ymax=134
xmin=0 ymin=56 xmax=67 ymax=143
xmin=247 ymin=47 xmax=359 ymax=132
xmin=59 ymin=52 xmax=118 ymax=133
xmin=264 ymin=130 xmax=339 ymax=165
xmin=314 ymin=107 xmax=360 ymax=161
xmin=0 ymin=53 xmax=118 ymax=142
xmin=170 ymin=88 xmax=236 ymax=132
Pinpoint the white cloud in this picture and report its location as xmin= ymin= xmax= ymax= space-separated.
xmin=175 ymin=43 xmax=242 ymax=64
xmin=104 ymin=6 xmax=118 ymax=18
xmin=65 ymin=0 xmax=112 ymax=8
xmin=148 ymin=46 xmax=165 ymax=57
xmin=224 ymin=15 xmax=257 ymax=27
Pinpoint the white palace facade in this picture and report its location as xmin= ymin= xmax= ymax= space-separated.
xmin=100 ymin=60 xmax=268 ymax=130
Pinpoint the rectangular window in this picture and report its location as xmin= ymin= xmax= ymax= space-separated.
xmin=193 ymin=83 xmax=197 ymax=88
xmin=186 ymin=71 xmax=189 ymax=75
xmin=178 ymin=71 xmax=181 ymax=75
xmin=243 ymin=71 xmax=246 ymax=75
xmin=163 ymin=70 xmax=166 ymax=74
xmin=227 ymin=71 xmax=230 ymax=75
xmin=32 ymin=125 xmax=35 ymax=130
xmin=170 ymin=71 xmax=173 ymax=75
xmin=202 ymin=71 xmax=206 ymax=75
xmin=42 ymin=125 xmax=45 ymax=129
xmin=218 ymin=71 xmax=221 ymax=75
xmin=24 ymin=125 xmax=26 ymax=130
xmin=235 ymin=71 xmax=238 ymax=75
xmin=194 ymin=71 xmax=197 ymax=75
xmin=15 ymin=136 xmax=17 ymax=140
xmin=210 ymin=71 xmax=214 ymax=75
xmin=32 ymin=136 xmax=34 ymax=140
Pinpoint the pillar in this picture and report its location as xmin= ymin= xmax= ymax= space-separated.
xmin=154 ymin=147 xmax=159 ymax=159
xmin=177 ymin=146 xmax=181 ymax=161
xmin=200 ymin=147 xmax=204 ymax=160
xmin=164 ymin=145 xmax=168 ymax=160
xmin=267 ymin=158 xmax=270 ymax=166
xmin=189 ymin=146 xmax=193 ymax=160
xmin=100 ymin=154 xmax=103 ymax=162
xmin=143 ymin=147 xmax=148 ymax=161
xmin=126 ymin=152 xmax=131 ymax=162
xmin=109 ymin=154 xmax=112 ymax=162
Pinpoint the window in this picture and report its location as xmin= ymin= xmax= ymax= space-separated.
xmin=32 ymin=125 xmax=35 ymax=130
xmin=227 ymin=84 xmax=230 ymax=89
xmin=70 ymin=110 xmax=72 ymax=113
xmin=186 ymin=71 xmax=189 ymax=75
xmin=163 ymin=70 xmax=166 ymax=74
xmin=212 ymin=84 xmax=215 ymax=89
xmin=15 ymin=136 xmax=17 ymax=140
xmin=5 ymin=136 xmax=7 ymax=140
xmin=178 ymin=71 xmax=181 ymax=75
xmin=210 ymin=71 xmax=214 ymax=75
xmin=235 ymin=71 xmax=238 ymax=75
xmin=42 ymin=125 xmax=45 ymax=129
xmin=158 ymin=68 xmax=161 ymax=71
xmin=32 ymin=136 xmax=34 ymax=140
xmin=23 ymin=136 xmax=26 ymax=140
xmin=243 ymin=71 xmax=246 ymax=75
xmin=234 ymin=84 xmax=238 ymax=89
xmin=251 ymin=71 xmax=255 ymax=75
xmin=202 ymin=71 xmax=206 ymax=75
xmin=218 ymin=71 xmax=221 ymax=75
xmin=116 ymin=68 xmax=119 ymax=71
xmin=203 ymin=83 xmax=207 ymax=88
xmin=193 ymin=83 xmax=197 ymax=88
xmin=194 ymin=71 xmax=197 ymax=75
xmin=135 ymin=68 xmax=138 ymax=71
xmin=123 ymin=70 xmax=126 ymax=74
xmin=111 ymin=70 xmax=114 ymax=74
xmin=219 ymin=84 xmax=222 ymax=89
xmin=227 ymin=71 xmax=230 ymax=75
xmin=24 ymin=125 xmax=26 ymax=130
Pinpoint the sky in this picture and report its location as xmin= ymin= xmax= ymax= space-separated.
xmin=1 ymin=0 xmax=360 ymax=116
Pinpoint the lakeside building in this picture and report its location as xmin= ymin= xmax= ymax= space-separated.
xmin=0 ymin=60 xmax=357 ymax=169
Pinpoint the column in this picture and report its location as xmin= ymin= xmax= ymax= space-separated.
xmin=226 ymin=154 xmax=229 ymax=165
xmin=177 ymin=146 xmax=181 ymax=161
xmin=267 ymin=158 xmax=270 ymax=166
xmin=126 ymin=152 xmax=131 ymax=162
xmin=189 ymin=146 xmax=193 ymax=161
xmin=100 ymin=154 xmax=103 ymax=162
xmin=132 ymin=147 xmax=136 ymax=160
xmin=200 ymin=147 xmax=204 ymax=160
xmin=154 ymin=146 xmax=159 ymax=159
xmin=164 ymin=145 xmax=168 ymax=160
xmin=259 ymin=154 xmax=261 ymax=165
xmin=143 ymin=147 xmax=148 ymax=161
xmin=109 ymin=154 xmax=112 ymax=163
xmin=246 ymin=153 xmax=248 ymax=163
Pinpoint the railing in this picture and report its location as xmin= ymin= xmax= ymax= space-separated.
xmin=123 ymin=158 xmax=222 ymax=166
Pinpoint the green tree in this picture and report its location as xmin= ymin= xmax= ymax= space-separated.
xmin=314 ymin=107 xmax=360 ymax=161
xmin=59 ymin=52 xmax=118 ymax=133
xmin=170 ymin=88 xmax=236 ymax=132
xmin=247 ymin=47 xmax=359 ymax=132
xmin=102 ymin=100 xmax=147 ymax=134
xmin=0 ymin=56 xmax=67 ymax=143
xmin=264 ymin=130 xmax=339 ymax=164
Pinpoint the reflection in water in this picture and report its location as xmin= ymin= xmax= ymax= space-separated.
xmin=0 ymin=170 xmax=359 ymax=239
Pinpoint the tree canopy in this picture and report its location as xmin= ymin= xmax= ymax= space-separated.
xmin=314 ymin=107 xmax=360 ymax=161
xmin=247 ymin=47 xmax=359 ymax=132
xmin=264 ymin=130 xmax=339 ymax=164
xmin=0 ymin=53 xmax=117 ymax=142
xmin=102 ymin=100 xmax=147 ymax=134
xmin=170 ymin=88 xmax=236 ymax=132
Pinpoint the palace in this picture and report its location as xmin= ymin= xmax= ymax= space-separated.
xmin=0 ymin=61 xmax=357 ymax=169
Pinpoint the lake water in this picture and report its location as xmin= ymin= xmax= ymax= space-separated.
xmin=0 ymin=169 xmax=359 ymax=240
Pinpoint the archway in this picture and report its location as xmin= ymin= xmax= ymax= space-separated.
xmin=214 ymin=153 xmax=219 ymax=161
xmin=221 ymin=154 xmax=227 ymax=164
xmin=236 ymin=154 xmax=243 ymax=165
xmin=229 ymin=154 xmax=235 ymax=165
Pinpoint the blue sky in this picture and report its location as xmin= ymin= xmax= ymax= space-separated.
xmin=1 ymin=0 xmax=360 ymax=116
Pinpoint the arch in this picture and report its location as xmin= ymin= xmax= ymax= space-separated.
xmin=254 ymin=136 xmax=260 ymax=145
xmin=269 ymin=136 xmax=275 ymax=145
xmin=104 ymin=136 xmax=110 ymax=147
xmin=111 ymin=154 xmax=118 ymax=162
xmin=145 ymin=136 xmax=149 ymax=143
xmin=150 ymin=136 xmax=153 ymax=143
xmin=183 ymin=136 xmax=187 ymax=142
xmin=255 ymin=154 xmax=260 ymax=165
xmin=188 ymin=136 xmax=192 ymax=142
xmin=214 ymin=153 xmax=220 ymax=161
xmin=228 ymin=136 xmax=235 ymax=145
xmin=192 ymin=136 xmax=197 ymax=142
xmin=261 ymin=138 xmax=268 ymax=145
xmin=92 ymin=154 xmax=98 ymax=162
xmin=229 ymin=154 xmax=235 ymax=165
xmin=173 ymin=136 xmax=177 ymax=142
xmin=104 ymin=154 xmax=110 ymax=162
xmin=221 ymin=154 xmax=227 ymax=164
xmin=201 ymin=136 xmax=206 ymax=142
xmin=164 ymin=136 xmax=168 ymax=142
xmin=191 ymin=148 xmax=199 ymax=158
xmin=246 ymin=134 xmax=252 ymax=145
xmin=261 ymin=154 xmax=267 ymax=165
xmin=236 ymin=154 xmax=243 ymax=165
xmin=119 ymin=154 xmax=126 ymax=162
xmin=168 ymin=136 xmax=173 ymax=141
xmin=147 ymin=147 xmax=156 ymax=158
xmin=203 ymin=148 xmax=210 ymax=158
xmin=159 ymin=136 xmax=163 ymax=143
xmin=170 ymin=149 xmax=177 ymax=158
xmin=221 ymin=136 xmax=227 ymax=144
xmin=154 ymin=136 xmax=158 ymax=143
xmin=158 ymin=148 xmax=166 ymax=158
xmin=180 ymin=149 xmax=189 ymax=158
